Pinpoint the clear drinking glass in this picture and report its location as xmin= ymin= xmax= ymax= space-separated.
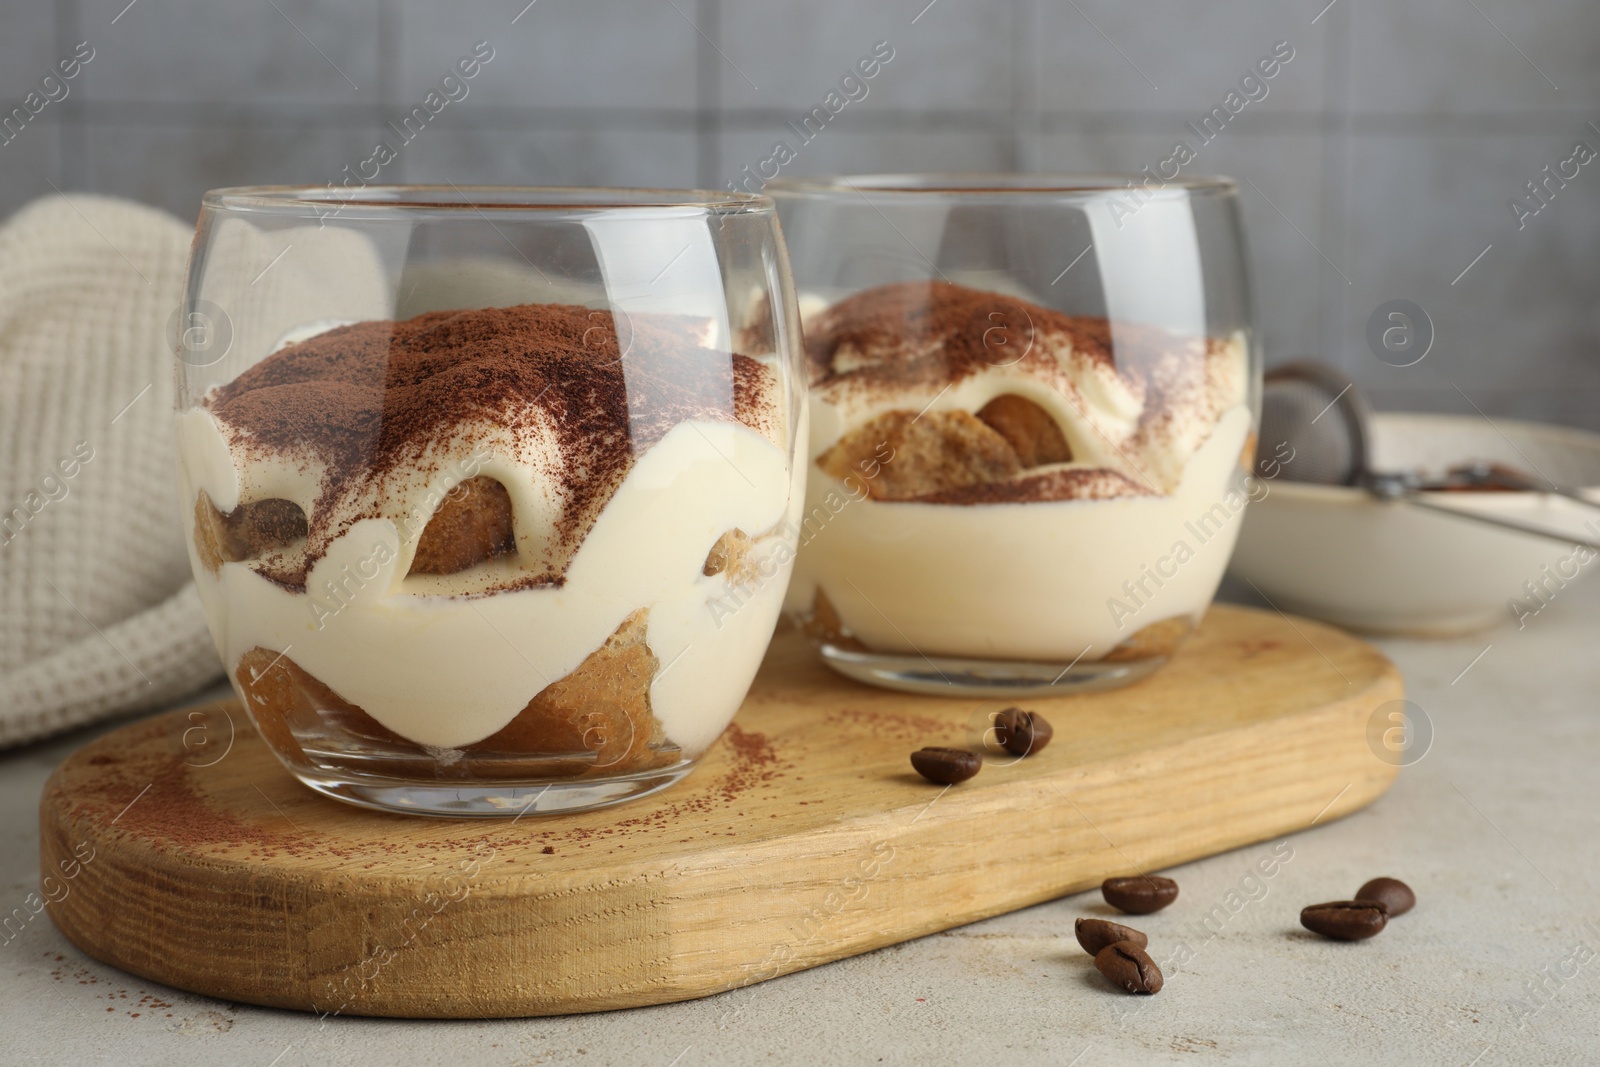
xmin=768 ymin=174 xmax=1261 ymax=696
xmin=175 ymin=186 xmax=806 ymax=816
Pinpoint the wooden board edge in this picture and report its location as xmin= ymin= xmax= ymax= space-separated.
xmin=39 ymin=661 xmax=1404 ymax=1018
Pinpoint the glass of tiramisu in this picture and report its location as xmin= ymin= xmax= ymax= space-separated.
xmin=175 ymin=187 xmax=805 ymax=815
xmin=769 ymin=174 xmax=1260 ymax=695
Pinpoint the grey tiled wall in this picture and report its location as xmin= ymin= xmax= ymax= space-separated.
xmin=3 ymin=0 xmax=1597 ymax=427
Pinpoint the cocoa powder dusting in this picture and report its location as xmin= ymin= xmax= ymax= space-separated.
xmin=808 ymin=280 xmax=1242 ymax=503
xmin=805 ymin=279 xmax=1116 ymax=388
xmin=57 ymin=709 xmax=791 ymax=866
xmin=61 ymin=753 xmax=297 ymax=861
xmin=824 ymin=706 xmax=951 ymax=743
xmin=908 ymin=466 xmax=1155 ymax=504
xmin=209 ymin=303 xmax=774 ymax=586
xmin=806 ymin=280 xmax=1221 ymax=423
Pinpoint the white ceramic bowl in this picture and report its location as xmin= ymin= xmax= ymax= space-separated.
xmin=1229 ymin=413 xmax=1600 ymax=635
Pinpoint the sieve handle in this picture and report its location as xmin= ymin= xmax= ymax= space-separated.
xmin=1365 ymin=473 xmax=1600 ymax=552
xmin=1451 ymin=462 xmax=1600 ymax=513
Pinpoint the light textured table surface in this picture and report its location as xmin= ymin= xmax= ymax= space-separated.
xmin=3 ymin=585 xmax=1597 ymax=1067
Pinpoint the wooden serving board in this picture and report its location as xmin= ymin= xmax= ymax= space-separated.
xmin=41 ymin=605 xmax=1401 ymax=1019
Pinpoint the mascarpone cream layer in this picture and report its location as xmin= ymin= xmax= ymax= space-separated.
xmin=788 ymin=405 xmax=1253 ymax=661
xmin=180 ymin=410 xmax=801 ymax=753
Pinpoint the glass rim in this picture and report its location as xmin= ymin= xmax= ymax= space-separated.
xmin=200 ymin=184 xmax=774 ymax=218
xmin=765 ymin=172 xmax=1239 ymax=198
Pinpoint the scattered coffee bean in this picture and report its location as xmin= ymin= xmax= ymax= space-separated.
xmin=993 ymin=707 xmax=1053 ymax=757
xmin=910 ymin=746 xmax=982 ymax=785
xmin=1355 ymin=877 xmax=1415 ymax=918
xmin=1101 ymin=875 xmax=1179 ymax=915
xmin=1075 ymin=917 xmax=1148 ymax=956
xmin=1094 ymin=940 xmax=1163 ymax=994
xmin=1300 ymin=900 xmax=1388 ymax=941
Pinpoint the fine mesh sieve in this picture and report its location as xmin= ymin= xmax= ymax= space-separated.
xmin=1257 ymin=361 xmax=1370 ymax=486
xmin=1254 ymin=361 xmax=1600 ymax=550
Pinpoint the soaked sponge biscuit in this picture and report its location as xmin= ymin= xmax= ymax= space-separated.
xmin=1100 ymin=616 xmax=1194 ymax=663
xmin=703 ymin=528 xmax=760 ymax=585
xmin=976 ymin=394 xmax=1072 ymax=468
xmin=234 ymin=609 xmax=679 ymax=779
xmin=817 ymin=409 xmax=1022 ymax=501
xmin=193 ymin=491 xmax=307 ymax=577
xmin=471 ymin=608 xmax=676 ymax=773
xmin=409 ymin=476 xmax=516 ymax=575
xmin=197 ymin=476 xmax=519 ymax=582
xmin=801 ymin=588 xmax=869 ymax=652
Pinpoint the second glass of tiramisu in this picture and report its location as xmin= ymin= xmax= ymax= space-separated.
xmin=769 ymin=175 xmax=1261 ymax=695
xmin=175 ymin=187 xmax=805 ymax=815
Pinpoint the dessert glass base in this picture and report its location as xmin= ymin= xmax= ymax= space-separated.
xmin=815 ymin=643 xmax=1165 ymax=698
xmin=229 ymin=633 xmax=702 ymax=818
xmin=292 ymin=763 xmax=697 ymax=819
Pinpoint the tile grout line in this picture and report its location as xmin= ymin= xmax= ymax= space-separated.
xmin=1008 ymin=0 xmax=1030 ymax=173
xmin=375 ymin=0 xmax=398 ymax=179
xmin=55 ymin=102 xmax=1600 ymax=136
xmin=695 ymin=0 xmax=722 ymax=190
xmin=1318 ymin=0 xmax=1355 ymax=377
xmin=56 ymin=0 xmax=88 ymax=191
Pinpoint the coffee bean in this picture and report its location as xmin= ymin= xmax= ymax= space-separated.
xmin=1355 ymin=877 xmax=1415 ymax=918
xmin=1300 ymin=900 xmax=1388 ymax=941
xmin=1094 ymin=940 xmax=1163 ymax=994
xmin=993 ymin=707 xmax=1053 ymax=757
xmin=1075 ymin=917 xmax=1148 ymax=956
xmin=1101 ymin=875 xmax=1179 ymax=915
xmin=910 ymin=747 xmax=981 ymax=784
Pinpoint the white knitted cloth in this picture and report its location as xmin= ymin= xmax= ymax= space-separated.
xmin=0 ymin=195 xmax=223 ymax=748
